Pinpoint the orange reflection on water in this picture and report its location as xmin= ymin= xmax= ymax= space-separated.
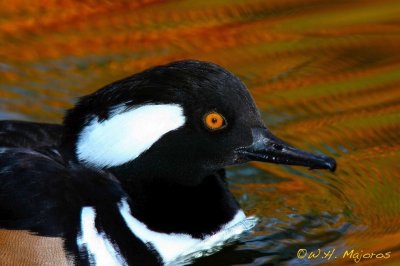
xmin=1 ymin=0 xmax=400 ymax=265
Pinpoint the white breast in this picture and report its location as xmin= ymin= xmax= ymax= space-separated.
xmin=77 ymin=200 xmax=257 ymax=265
xmin=118 ymin=199 xmax=258 ymax=265
xmin=77 ymin=207 xmax=127 ymax=266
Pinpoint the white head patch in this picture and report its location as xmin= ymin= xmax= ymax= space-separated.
xmin=76 ymin=104 xmax=186 ymax=168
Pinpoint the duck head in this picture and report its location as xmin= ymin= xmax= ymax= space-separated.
xmin=62 ymin=60 xmax=335 ymax=186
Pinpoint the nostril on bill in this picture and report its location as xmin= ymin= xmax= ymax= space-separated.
xmin=272 ymin=143 xmax=283 ymax=151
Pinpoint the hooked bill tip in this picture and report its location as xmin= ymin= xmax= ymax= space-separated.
xmin=317 ymin=156 xmax=337 ymax=172
xmin=327 ymin=157 xmax=337 ymax=172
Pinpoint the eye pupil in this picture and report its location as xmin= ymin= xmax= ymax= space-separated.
xmin=211 ymin=118 xmax=218 ymax=123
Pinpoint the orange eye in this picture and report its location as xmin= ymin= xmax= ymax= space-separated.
xmin=203 ymin=112 xmax=226 ymax=130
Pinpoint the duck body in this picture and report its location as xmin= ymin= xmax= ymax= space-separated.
xmin=0 ymin=122 xmax=243 ymax=266
xmin=0 ymin=60 xmax=335 ymax=265
xmin=0 ymin=120 xmax=160 ymax=265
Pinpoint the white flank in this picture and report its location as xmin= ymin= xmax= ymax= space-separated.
xmin=77 ymin=104 xmax=186 ymax=168
xmin=77 ymin=207 xmax=127 ymax=266
xmin=118 ymin=199 xmax=257 ymax=265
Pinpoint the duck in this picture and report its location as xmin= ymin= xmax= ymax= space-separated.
xmin=0 ymin=60 xmax=336 ymax=266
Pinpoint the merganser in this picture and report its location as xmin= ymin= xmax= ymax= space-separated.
xmin=0 ymin=60 xmax=336 ymax=265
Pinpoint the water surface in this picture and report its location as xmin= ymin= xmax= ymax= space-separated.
xmin=1 ymin=1 xmax=399 ymax=265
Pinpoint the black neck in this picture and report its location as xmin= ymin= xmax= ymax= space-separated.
xmin=115 ymin=168 xmax=241 ymax=239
